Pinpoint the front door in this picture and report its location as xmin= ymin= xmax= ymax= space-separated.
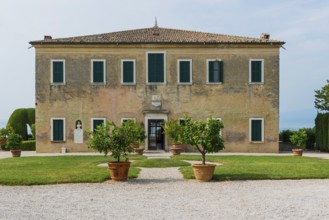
xmin=148 ymin=119 xmax=165 ymax=150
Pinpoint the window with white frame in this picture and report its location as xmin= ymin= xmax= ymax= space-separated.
xmin=207 ymin=59 xmax=223 ymax=83
xmin=147 ymin=52 xmax=166 ymax=84
xmin=91 ymin=60 xmax=106 ymax=83
xmin=249 ymin=118 xmax=264 ymax=142
xmin=207 ymin=117 xmax=223 ymax=135
xmin=121 ymin=59 xmax=136 ymax=84
xmin=91 ymin=118 xmax=106 ymax=131
xmin=51 ymin=60 xmax=65 ymax=84
xmin=249 ymin=59 xmax=264 ymax=83
xmin=177 ymin=59 xmax=192 ymax=84
xmin=51 ymin=118 xmax=65 ymax=141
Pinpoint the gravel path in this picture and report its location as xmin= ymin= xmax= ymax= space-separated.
xmin=1 ymin=170 xmax=329 ymax=219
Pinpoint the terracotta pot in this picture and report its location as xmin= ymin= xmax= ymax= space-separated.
xmin=11 ymin=150 xmax=21 ymax=157
xmin=171 ymin=148 xmax=183 ymax=155
xmin=172 ymin=143 xmax=183 ymax=149
xmin=192 ymin=164 xmax=216 ymax=181
xmin=130 ymin=143 xmax=139 ymax=148
xmin=292 ymin=148 xmax=303 ymax=156
xmin=107 ymin=161 xmax=131 ymax=181
xmin=134 ymin=148 xmax=144 ymax=155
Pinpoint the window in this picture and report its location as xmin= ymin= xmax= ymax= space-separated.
xmin=249 ymin=59 xmax=264 ymax=83
xmin=51 ymin=60 xmax=65 ymax=84
xmin=91 ymin=60 xmax=106 ymax=83
xmin=249 ymin=118 xmax=264 ymax=142
xmin=178 ymin=59 xmax=192 ymax=84
xmin=51 ymin=118 xmax=65 ymax=141
xmin=91 ymin=118 xmax=106 ymax=131
xmin=121 ymin=60 xmax=135 ymax=84
xmin=207 ymin=118 xmax=222 ymax=135
xmin=207 ymin=59 xmax=223 ymax=83
xmin=147 ymin=52 xmax=165 ymax=84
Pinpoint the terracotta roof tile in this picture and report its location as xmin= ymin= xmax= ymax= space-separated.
xmin=30 ymin=26 xmax=285 ymax=45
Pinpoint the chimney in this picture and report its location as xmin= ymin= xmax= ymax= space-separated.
xmin=260 ymin=33 xmax=270 ymax=40
xmin=44 ymin=35 xmax=52 ymax=40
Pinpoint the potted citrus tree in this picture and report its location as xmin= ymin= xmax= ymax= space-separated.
xmin=290 ymin=129 xmax=307 ymax=156
xmin=7 ymin=132 xmax=23 ymax=157
xmin=125 ymin=120 xmax=146 ymax=155
xmin=180 ymin=115 xmax=224 ymax=181
xmin=87 ymin=120 xmax=140 ymax=181
xmin=163 ymin=118 xmax=184 ymax=155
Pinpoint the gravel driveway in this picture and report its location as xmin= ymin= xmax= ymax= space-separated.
xmin=1 ymin=166 xmax=329 ymax=220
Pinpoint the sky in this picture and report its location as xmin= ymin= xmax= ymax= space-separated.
xmin=0 ymin=0 xmax=328 ymax=130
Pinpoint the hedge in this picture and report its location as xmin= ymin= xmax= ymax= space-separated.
xmin=315 ymin=113 xmax=329 ymax=152
xmin=7 ymin=108 xmax=35 ymax=140
xmin=20 ymin=140 xmax=36 ymax=151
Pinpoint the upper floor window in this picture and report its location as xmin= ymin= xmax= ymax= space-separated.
xmin=51 ymin=60 xmax=65 ymax=84
xmin=91 ymin=60 xmax=106 ymax=84
xmin=178 ymin=59 xmax=192 ymax=84
xmin=249 ymin=59 xmax=264 ymax=83
xmin=51 ymin=118 xmax=65 ymax=142
xmin=207 ymin=59 xmax=223 ymax=83
xmin=147 ymin=52 xmax=165 ymax=84
xmin=121 ymin=60 xmax=136 ymax=84
xmin=249 ymin=118 xmax=264 ymax=142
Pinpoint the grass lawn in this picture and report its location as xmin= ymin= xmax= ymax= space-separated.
xmin=131 ymin=158 xmax=190 ymax=168
xmin=0 ymin=155 xmax=145 ymax=186
xmin=175 ymin=155 xmax=329 ymax=181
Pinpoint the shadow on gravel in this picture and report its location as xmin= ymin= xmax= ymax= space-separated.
xmin=127 ymin=178 xmax=185 ymax=185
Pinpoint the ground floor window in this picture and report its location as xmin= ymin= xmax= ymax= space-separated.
xmin=51 ymin=118 xmax=65 ymax=141
xmin=249 ymin=118 xmax=264 ymax=142
xmin=92 ymin=118 xmax=106 ymax=131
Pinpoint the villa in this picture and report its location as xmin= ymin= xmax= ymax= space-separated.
xmin=30 ymin=24 xmax=285 ymax=153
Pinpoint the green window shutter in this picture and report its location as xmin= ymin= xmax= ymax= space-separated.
xmin=251 ymin=120 xmax=262 ymax=141
xmin=123 ymin=61 xmax=134 ymax=83
xmin=93 ymin=61 xmax=104 ymax=83
xmin=179 ymin=61 xmax=190 ymax=83
xmin=251 ymin=61 xmax=262 ymax=82
xmin=93 ymin=119 xmax=104 ymax=131
xmin=53 ymin=61 xmax=64 ymax=83
xmin=148 ymin=53 xmax=164 ymax=83
xmin=208 ymin=61 xmax=223 ymax=83
xmin=53 ymin=119 xmax=64 ymax=141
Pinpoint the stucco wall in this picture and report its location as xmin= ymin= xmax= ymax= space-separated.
xmin=34 ymin=44 xmax=280 ymax=153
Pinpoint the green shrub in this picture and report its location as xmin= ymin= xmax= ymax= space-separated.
xmin=304 ymin=127 xmax=316 ymax=150
xmin=7 ymin=108 xmax=35 ymax=140
xmin=279 ymin=129 xmax=293 ymax=143
xmin=20 ymin=140 xmax=36 ymax=151
xmin=315 ymin=113 xmax=329 ymax=151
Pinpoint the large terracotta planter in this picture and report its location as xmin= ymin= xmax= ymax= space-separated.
xmin=134 ymin=148 xmax=144 ymax=155
xmin=107 ymin=161 xmax=131 ymax=181
xmin=292 ymin=148 xmax=303 ymax=156
xmin=171 ymin=148 xmax=183 ymax=155
xmin=11 ymin=150 xmax=21 ymax=157
xmin=192 ymin=164 xmax=216 ymax=181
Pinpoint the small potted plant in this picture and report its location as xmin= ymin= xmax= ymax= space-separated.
xmin=163 ymin=118 xmax=184 ymax=155
xmin=290 ymin=129 xmax=307 ymax=156
xmin=180 ymin=115 xmax=224 ymax=181
xmin=87 ymin=120 xmax=142 ymax=181
xmin=125 ymin=120 xmax=146 ymax=155
xmin=7 ymin=132 xmax=23 ymax=157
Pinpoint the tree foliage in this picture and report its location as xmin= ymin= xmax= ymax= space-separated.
xmin=314 ymin=80 xmax=329 ymax=112
xmin=179 ymin=115 xmax=224 ymax=165
xmin=290 ymin=129 xmax=307 ymax=149
xmin=7 ymin=108 xmax=35 ymax=140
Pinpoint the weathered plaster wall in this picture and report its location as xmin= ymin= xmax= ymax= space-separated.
xmin=34 ymin=44 xmax=280 ymax=153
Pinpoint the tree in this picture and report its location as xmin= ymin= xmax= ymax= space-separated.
xmin=180 ymin=115 xmax=224 ymax=165
xmin=315 ymin=80 xmax=329 ymax=112
xmin=7 ymin=108 xmax=35 ymax=140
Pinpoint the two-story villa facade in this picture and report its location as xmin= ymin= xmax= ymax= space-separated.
xmin=30 ymin=25 xmax=285 ymax=153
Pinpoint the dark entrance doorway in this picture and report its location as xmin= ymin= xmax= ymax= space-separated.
xmin=148 ymin=119 xmax=165 ymax=150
